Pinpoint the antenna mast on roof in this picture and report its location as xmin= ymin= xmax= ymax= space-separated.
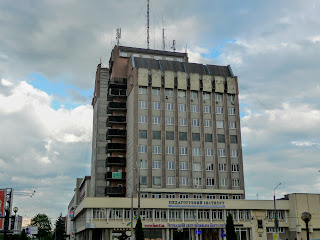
xmin=171 ymin=40 xmax=176 ymax=52
xmin=147 ymin=0 xmax=150 ymax=49
xmin=116 ymin=28 xmax=121 ymax=46
xmin=162 ymin=28 xmax=165 ymax=51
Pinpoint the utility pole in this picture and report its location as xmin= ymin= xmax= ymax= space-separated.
xmin=138 ymin=159 xmax=142 ymax=218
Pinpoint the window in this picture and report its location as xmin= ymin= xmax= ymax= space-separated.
xmin=179 ymin=132 xmax=187 ymax=141
xmin=153 ymin=177 xmax=161 ymax=185
xmin=152 ymin=161 xmax=161 ymax=169
xmin=207 ymin=194 xmax=216 ymax=199
xmin=227 ymin=94 xmax=235 ymax=102
xmin=194 ymin=177 xmax=202 ymax=186
xmin=179 ymin=147 xmax=188 ymax=155
xmin=205 ymin=134 xmax=213 ymax=142
xmin=231 ymin=149 xmax=238 ymax=157
xmin=139 ymin=87 xmax=147 ymax=95
xmin=192 ymin=148 xmax=201 ymax=156
xmin=206 ymin=148 xmax=214 ymax=156
xmin=193 ymin=162 xmax=201 ymax=171
xmin=152 ymin=102 xmax=160 ymax=110
xmin=166 ymin=161 xmax=175 ymax=169
xmin=204 ymin=120 xmax=212 ymax=127
xmin=140 ymin=176 xmax=147 ymax=185
xmin=216 ymin=107 xmax=223 ymax=114
xmin=180 ymin=161 xmax=188 ymax=170
xmin=191 ymin=91 xmax=198 ymax=99
xmin=178 ymin=90 xmax=186 ymax=98
xmin=191 ymin=105 xmax=199 ymax=112
xmin=166 ymin=131 xmax=174 ymax=140
xmin=215 ymin=93 xmax=223 ymax=101
xmin=119 ymin=52 xmax=128 ymax=57
xmin=218 ymin=134 xmax=225 ymax=143
xmin=216 ymin=120 xmax=224 ymax=128
xmin=228 ymin=108 xmax=236 ymax=115
xmin=178 ymin=118 xmax=187 ymax=126
xmin=152 ymin=131 xmax=161 ymax=139
xmin=207 ymin=178 xmax=214 ymax=186
xmin=139 ymin=160 xmax=148 ymax=169
xmin=192 ymin=133 xmax=200 ymax=141
xmin=152 ymin=146 xmax=161 ymax=154
xmin=166 ymin=146 xmax=175 ymax=155
xmin=165 ymin=89 xmax=173 ymax=97
xmin=233 ymin=195 xmax=241 ymax=200
xmin=220 ymin=194 xmax=229 ymax=199
xmin=229 ymin=121 xmax=236 ymax=129
xmin=152 ymin=193 xmax=162 ymax=198
xmin=257 ymin=220 xmax=263 ymax=229
xmin=178 ymin=104 xmax=186 ymax=112
xmin=230 ymin=135 xmax=237 ymax=143
xmin=192 ymin=119 xmax=199 ymax=127
xmin=180 ymin=193 xmax=189 ymax=199
xmin=219 ymin=164 xmax=226 ymax=172
xmin=206 ymin=163 xmax=214 ymax=171
xmin=142 ymin=54 xmax=151 ymax=59
xmin=220 ymin=178 xmax=227 ymax=187
xmin=138 ymin=115 xmax=147 ymax=123
xmin=203 ymin=106 xmax=211 ymax=113
xmin=166 ymin=103 xmax=173 ymax=111
xmin=194 ymin=194 xmax=202 ymax=199
xmin=152 ymin=116 xmax=160 ymax=124
xmin=139 ymin=130 xmax=147 ymax=139
xmin=180 ymin=177 xmax=188 ymax=186
xmin=167 ymin=177 xmax=175 ymax=185
xmin=232 ymin=179 xmax=240 ymax=187
xmin=138 ymin=101 xmax=148 ymax=109
xmin=152 ymin=88 xmax=160 ymax=95
xmin=218 ymin=149 xmax=226 ymax=157
xmin=203 ymin=92 xmax=211 ymax=100
xmin=232 ymin=164 xmax=240 ymax=172
xmin=166 ymin=193 xmax=175 ymax=198
xmin=165 ymin=117 xmax=174 ymax=125
xmin=266 ymin=227 xmax=285 ymax=233
xmin=138 ymin=145 xmax=147 ymax=153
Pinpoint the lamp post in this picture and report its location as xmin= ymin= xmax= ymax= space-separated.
xmin=301 ymin=212 xmax=312 ymax=240
xmin=137 ymin=159 xmax=142 ymax=218
xmin=13 ymin=207 xmax=18 ymax=234
xmin=274 ymin=183 xmax=281 ymax=238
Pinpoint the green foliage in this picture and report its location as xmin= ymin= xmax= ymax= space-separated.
xmin=30 ymin=213 xmax=53 ymax=240
xmin=20 ymin=229 xmax=29 ymax=240
xmin=134 ymin=217 xmax=144 ymax=240
xmin=53 ymin=214 xmax=66 ymax=240
xmin=226 ymin=213 xmax=237 ymax=240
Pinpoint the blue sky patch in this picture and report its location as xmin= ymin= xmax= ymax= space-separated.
xmin=201 ymin=39 xmax=236 ymax=59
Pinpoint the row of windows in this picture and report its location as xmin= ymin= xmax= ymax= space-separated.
xmin=138 ymin=145 xmax=238 ymax=157
xmin=140 ymin=160 xmax=240 ymax=172
xmin=139 ymin=87 xmax=236 ymax=102
xmin=145 ymin=193 xmax=241 ymax=200
xmin=138 ymin=101 xmax=236 ymax=115
xmin=140 ymin=176 xmax=240 ymax=187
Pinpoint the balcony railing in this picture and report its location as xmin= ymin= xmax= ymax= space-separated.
xmin=106 ymin=143 xmax=126 ymax=152
xmin=105 ymin=187 xmax=126 ymax=195
xmin=108 ymin=78 xmax=127 ymax=88
xmin=106 ymin=129 xmax=126 ymax=140
xmin=105 ymin=171 xmax=126 ymax=180
xmin=107 ymin=116 xmax=126 ymax=126
xmin=106 ymin=157 xmax=126 ymax=166
xmin=108 ymin=89 xmax=127 ymax=100
xmin=107 ymin=102 xmax=126 ymax=113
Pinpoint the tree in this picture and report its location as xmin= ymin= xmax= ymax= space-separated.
xmin=134 ymin=217 xmax=144 ymax=240
xmin=226 ymin=213 xmax=237 ymax=240
xmin=30 ymin=213 xmax=52 ymax=240
xmin=20 ymin=229 xmax=29 ymax=240
xmin=53 ymin=214 xmax=66 ymax=240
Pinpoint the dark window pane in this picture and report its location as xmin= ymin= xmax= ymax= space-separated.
xmin=230 ymin=135 xmax=237 ymax=143
xmin=166 ymin=131 xmax=174 ymax=140
xmin=218 ymin=134 xmax=225 ymax=143
xmin=179 ymin=132 xmax=187 ymax=141
xmin=205 ymin=134 xmax=213 ymax=142
xmin=192 ymin=133 xmax=200 ymax=141
xmin=139 ymin=130 xmax=147 ymax=139
xmin=152 ymin=131 xmax=161 ymax=140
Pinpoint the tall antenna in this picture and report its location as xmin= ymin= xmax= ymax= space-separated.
xmin=147 ymin=0 xmax=150 ymax=49
xmin=116 ymin=28 xmax=121 ymax=46
xmin=171 ymin=40 xmax=176 ymax=52
xmin=162 ymin=28 xmax=166 ymax=51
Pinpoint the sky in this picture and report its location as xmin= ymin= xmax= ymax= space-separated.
xmin=1 ymin=0 xmax=320 ymax=227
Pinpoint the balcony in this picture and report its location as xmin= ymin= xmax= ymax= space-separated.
xmin=107 ymin=116 xmax=126 ymax=126
xmin=105 ymin=171 xmax=126 ymax=180
xmin=107 ymin=102 xmax=126 ymax=113
xmin=106 ymin=157 xmax=126 ymax=166
xmin=106 ymin=129 xmax=126 ymax=140
xmin=105 ymin=186 xmax=126 ymax=196
xmin=107 ymin=89 xmax=127 ymax=100
xmin=106 ymin=143 xmax=126 ymax=152
xmin=108 ymin=78 xmax=127 ymax=88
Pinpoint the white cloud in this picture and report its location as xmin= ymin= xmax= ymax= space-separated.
xmin=1 ymin=78 xmax=12 ymax=86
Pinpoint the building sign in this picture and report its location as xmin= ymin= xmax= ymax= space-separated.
xmin=168 ymin=200 xmax=225 ymax=208
xmin=0 ymin=189 xmax=6 ymax=230
xmin=168 ymin=223 xmax=225 ymax=228
xmin=112 ymin=172 xmax=122 ymax=179
xmin=145 ymin=224 xmax=165 ymax=228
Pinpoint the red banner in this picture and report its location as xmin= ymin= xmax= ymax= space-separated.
xmin=0 ymin=189 xmax=6 ymax=230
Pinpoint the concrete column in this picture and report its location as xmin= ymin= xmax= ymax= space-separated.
xmin=89 ymin=229 xmax=93 ymax=240
xmin=166 ymin=228 xmax=170 ymax=240
xmin=104 ymin=229 xmax=110 ymax=240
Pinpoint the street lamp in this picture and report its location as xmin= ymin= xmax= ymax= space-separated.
xmin=301 ymin=212 xmax=312 ymax=240
xmin=273 ymin=183 xmax=281 ymax=237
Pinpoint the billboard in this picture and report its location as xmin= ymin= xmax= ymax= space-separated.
xmin=0 ymin=189 xmax=6 ymax=230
